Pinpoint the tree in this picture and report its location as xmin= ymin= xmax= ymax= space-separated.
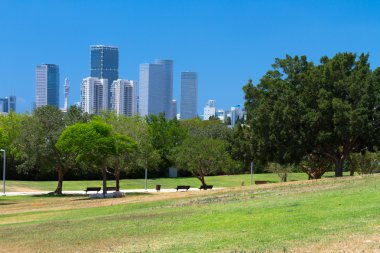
xmin=299 ymin=153 xmax=331 ymax=179
xmin=16 ymin=106 xmax=80 ymax=194
xmin=56 ymin=118 xmax=137 ymax=195
xmin=244 ymin=53 xmax=380 ymax=177
xmin=172 ymin=136 xmax=234 ymax=186
xmin=348 ymin=151 xmax=379 ymax=175
xmin=146 ymin=113 xmax=187 ymax=175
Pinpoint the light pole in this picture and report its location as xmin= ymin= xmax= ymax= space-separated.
xmin=0 ymin=149 xmax=5 ymax=195
xmin=250 ymin=161 xmax=253 ymax=185
xmin=144 ymin=159 xmax=148 ymax=191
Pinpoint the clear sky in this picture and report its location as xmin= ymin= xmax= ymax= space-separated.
xmin=1 ymin=0 xmax=380 ymax=114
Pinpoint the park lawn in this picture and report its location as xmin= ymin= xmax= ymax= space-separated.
xmin=3 ymin=172 xmax=346 ymax=192
xmin=0 ymin=175 xmax=378 ymax=253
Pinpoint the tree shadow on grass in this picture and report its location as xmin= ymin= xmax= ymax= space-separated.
xmin=72 ymin=192 xmax=153 ymax=201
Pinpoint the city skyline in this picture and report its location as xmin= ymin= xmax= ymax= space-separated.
xmin=1 ymin=1 xmax=380 ymax=113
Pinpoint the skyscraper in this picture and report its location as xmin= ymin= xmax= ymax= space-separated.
xmin=80 ymin=77 xmax=108 ymax=115
xmin=180 ymin=71 xmax=198 ymax=119
xmin=111 ymin=79 xmax=137 ymax=117
xmin=90 ymin=45 xmax=119 ymax=109
xmin=0 ymin=97 xmax=13 ymax=113
xmin=139 ymin=59 xmax=173 ymax=118
xmin=35 ymin=64 xmax=60 ymax=108
xmin=171 ymin=99 xmax=177 ymax=119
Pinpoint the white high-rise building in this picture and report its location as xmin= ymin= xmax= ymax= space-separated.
xmin=180 ymin=71 xmax=198 ymax=119
xmin=111 ymin=79 xmax=137 ymax=116
xmin=80 ymin=77 xmax=108 ymax=115
xmin=203 ymin=100 xmax=216 ymax=120
xmin=139 ymin=59 xmax=173 ymax=119
xmin=35 ymin=64 xmax=59 ymax=108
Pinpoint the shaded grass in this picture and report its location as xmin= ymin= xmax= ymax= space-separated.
xmin=3 ymin=172 xmax=352 ymax=192
xmin=0 ymin=175 xmax=378 ymax=252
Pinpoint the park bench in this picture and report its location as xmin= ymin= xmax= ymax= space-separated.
xmin=254 ymin=181 xmax=268 ymax=185
xmin=199 ymin=185 xmax=213 ymax=190
xmin=84 ymin=187 xmax=101 ymax=194
xmin=106 ymin=186 xmax=117 ymax=192
xmin=176 ymin=185 xmax=190 ymax=192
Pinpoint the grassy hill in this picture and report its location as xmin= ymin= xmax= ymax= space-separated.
xmin=0 ymin=175 xmax=379 ymax=252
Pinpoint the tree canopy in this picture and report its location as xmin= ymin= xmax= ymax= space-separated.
xmin=244 ymin=53 xmax=380 ymax=176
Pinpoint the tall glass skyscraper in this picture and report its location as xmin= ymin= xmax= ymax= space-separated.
xmin=139 ymin=59 xmax=173 ymax=119
xmin=180 ymin=71 xmax=198 ymax=119
xmin=90 ymin=45 xmax=119 ymax=108
xmin=35 ymin=64 xmax=60 ymax=108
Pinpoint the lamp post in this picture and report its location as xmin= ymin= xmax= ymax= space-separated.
xmin=0 ymin=149 xmax=5 ymax=195
xmin=144 ymin=159 xmax=148 ymax=191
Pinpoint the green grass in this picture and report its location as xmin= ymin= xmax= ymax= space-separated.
xmin=0 ymin=175 xmax=378 ymax=252
xmin=3 ymin=172 xmax=349 ymax=192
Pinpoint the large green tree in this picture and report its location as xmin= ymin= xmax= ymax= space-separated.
xmin=16 ymin=106 xmax=84 ymax=194
xmin=244 ymin=53 xmax=380 ymax=177
xmin=172 ymin=136 xmax=234 ymax=186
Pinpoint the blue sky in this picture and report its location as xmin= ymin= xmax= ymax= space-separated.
xmin=1 ymin=0 xmax=380 ymax=114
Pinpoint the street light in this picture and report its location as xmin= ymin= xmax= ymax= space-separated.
xmin=0 ymin=149 xmax=5 ymax=195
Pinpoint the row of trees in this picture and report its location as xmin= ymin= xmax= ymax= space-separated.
xmin=0 ymin=52 xmax=378 ymax=194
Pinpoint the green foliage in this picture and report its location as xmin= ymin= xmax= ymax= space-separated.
xmin=146 ymin=113 xmax=187 ymax=175
xmin=244 ymin=53 xmax=380 ymax=177
xmin=299 ymin=153 xmax=332 ymax=179
xmin=348 ymin=151 xmax=379 ymax=174
xmin=172 ymin=136 xmax=235 ymax=185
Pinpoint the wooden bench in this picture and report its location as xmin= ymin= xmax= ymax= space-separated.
xmin=176 ymin=185 xmax=190 ymax=192
xmin=199 ymin=185 xmax=213 ymax=190
xmin=254 ymin=181 xmax=268 ymax=185
xmin=84 ymin=187 xmax=101 ymax=194
xmin=106 ymin=187 xmax=117 ymax=192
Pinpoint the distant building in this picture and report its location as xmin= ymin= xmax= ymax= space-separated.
xmin=80 ymin=77 xmax=108 ymax=115
xmin=230 ymin=105 xmax=245 ymax=126
xmin=90 ymin=45 xmax=119 ymax=109
xmin=111 ymin=79 xmax=137 ymax=116
xmin=216 ymin=109 xmax=225 ymax=122
xmin=0 ymin=96 xmax=15 ymax=113
xmin=180 ymin=71 xmax=198 ymax=119
xmin=171 ymin=99 xmax=177 ymax=119
xmin=35 ymin=64 xmax=60 ymax=108
xmin=203 ymin=100 xmax=216 ymax=120
xmin=139 ymin=59 xmax=173 ymax=119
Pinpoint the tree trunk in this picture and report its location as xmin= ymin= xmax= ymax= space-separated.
xmin=115 ymin=170 xmax=120 ymax=191
xmin=198 ymin=176 xmax=207 ymax=187
xmin=335 ymin=158 xmax=344 ymax=177
xmin=350 ymin=166 xmax=355 ymax=176
xmin=54 ymin=169 xmax=64 ymax=195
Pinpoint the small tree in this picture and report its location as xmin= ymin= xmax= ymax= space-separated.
xmin=300 ymin=153 xmax=331 ymax=179
xmin=172 ymin=136 xmax=234 ymax=186
xmin=348 ymin=152 xmax=379 ymax=175
xmin=267 ymin=163 xmax=289 ymax=182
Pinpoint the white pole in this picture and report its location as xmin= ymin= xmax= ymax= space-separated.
xmin=1 ymin=149 xmax=5 ymax=195
xmin=250 ymin=161 xmax=253 ymax=186
xmin=144 ymin=159 xmax=148 ymax=191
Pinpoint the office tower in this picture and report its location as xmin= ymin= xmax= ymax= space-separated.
xmin=35 ymin=64 xmax=60 ymax=108
xmin=171 ymin=99 xmax=177 ymax=119
xmin=180 ymin=71 xmax=198 ymax=119
xmin=111 ymin=79 xmax=137 ymax=117
xmin=63 ymin=78 xmax=69 ymax=112
xmin=0 ymin=96 xmax=16 ymax=114
xmin=90 ymin=45 xmax=119 ymax=109
xmin=139 ymin=59 xmax=173 ymax=119
xmin=80 ymin=77 xmax=108 ymax=115
xmin=9 ymin=96 xmax=16 ymax=112
xmin=203 ymin=100 xmax=216 ymax=120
